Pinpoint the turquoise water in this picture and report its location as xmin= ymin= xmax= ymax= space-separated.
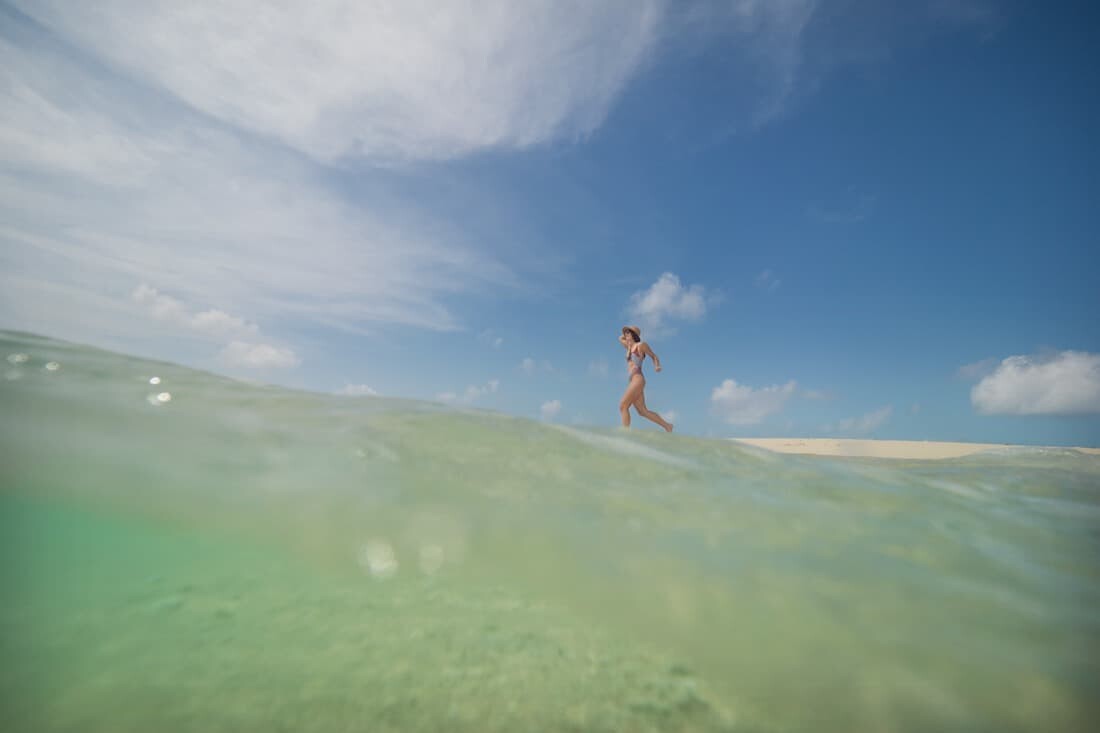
xmin=2 ymin=329 xmax=1098 ymax=732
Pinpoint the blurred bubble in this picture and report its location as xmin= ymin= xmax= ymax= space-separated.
xmin=7 ymin=353 xmax=29 ymax=364
xmin=358 ymin=540 xmax=397 ymax=579
xmin=149 ymin=376 xmax=161 ymax=385
xmin=146 ymin=391 xmax=173 ymax=406
xmin=44 ymin=361 xmax=60 ymax=371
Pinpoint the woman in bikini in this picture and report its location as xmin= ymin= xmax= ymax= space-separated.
xmin=618 ymin=325 xmax=673 ymax=432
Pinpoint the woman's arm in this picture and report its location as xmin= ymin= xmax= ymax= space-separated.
xmin=643 ymin=342 xmax=662 ymax=372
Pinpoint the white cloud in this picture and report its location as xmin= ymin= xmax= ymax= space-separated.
xmin=521 ymin=358 xmax=554 ymax=375
xmin=339 ymin=384 xmax=378 ymax=397
xmin=807 ymin=189 xmax=876 ymax=224
xmin=971 ymin=351 xmax=1100 ymax=415
xmin=0 ymin=31 xmax=518 ymax=362
xmin=220 ymin=341 xmax=300 ymax=369
xmin=1 ymin=1 xmax=1005 ymax=387
xmin=626 ymin=272 xmax=716 ymax=337
xmin=14 ymin=0 xmax=662 ymax=165
xmin=956 ymin=357 xmax=998 ymax=380
xmin=540 ymin=399 xmax=563 ymax=420
xmin=710 ymin=378 xmax=796 ymax=425
xmin=437 ymin=379 xmax=499 ymax=406
xmin=588 ymin=358 xmax=609 ymax=378
xmin=478 ymin=329 xmax=504 ymax=349
xmin=674 ymin=1 xmax=998 ymax=134
xmin=801 ymin=388 xmax=833 ymax=400
xmin=834 ymin=405 xmax=892 ymax=435
xmin=133 ymin=284 xmax=260 ymax=339
xmin=755 ymin=269 xmax=780 ymax=292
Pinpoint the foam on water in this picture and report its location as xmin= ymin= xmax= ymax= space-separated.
xmin=2 ymin=330 xmax=1099 ymax=732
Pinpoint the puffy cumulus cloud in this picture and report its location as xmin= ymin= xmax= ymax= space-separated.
xmin=626 ymin=272 xmax=717 ymax=337
xmin=220 ymin=341 xmax=300 ymax=369
xmin=134 ymin=284 xmax=297 ymax=368
xmin=14 ymin=0 xmax=662 ymax=164
xmin=133 ymin=284 xmax=259 ymax=339
xmin=971 ymin=351 xmax=1100 ymax=415
xmin=834 ymin=405 xmax=892 ymax=435
xmin=710 ymin=378 xmax=796 ymax=425
xmin=437 ymin=379 xmax=499 ymax=406
xmin=339 ymin=384 xmax=378 ymax=397
xmin=540 ymin=399 xmax=563 ymax=420
xmin=521 ymin=358 xmax=554 ymax=375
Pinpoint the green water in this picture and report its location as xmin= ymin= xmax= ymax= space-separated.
xmin=2 ymin=330 xmax=1099 ymax=732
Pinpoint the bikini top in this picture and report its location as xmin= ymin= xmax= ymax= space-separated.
xmin=627 ymin=344 xmax=645 ymax=370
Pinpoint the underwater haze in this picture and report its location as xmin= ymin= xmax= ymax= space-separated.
xmin=2 ymin=330 xmax=1099 ymax=732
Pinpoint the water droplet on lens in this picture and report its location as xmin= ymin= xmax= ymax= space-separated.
xmin=358 ymin=540 xmax=398 ymax=579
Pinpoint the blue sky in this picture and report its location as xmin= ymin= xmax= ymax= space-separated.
xmin=2 ymin=1 xmax=1098 ymax=446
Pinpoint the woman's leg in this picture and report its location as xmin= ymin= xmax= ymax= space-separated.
xmin=619 ymin=376 xmax=646 ymax=427
xmin=632 ymin=390 xmax=673 ymax=432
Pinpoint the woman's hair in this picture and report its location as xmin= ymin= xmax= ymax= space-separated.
xmin=623 ymin=327 xmax=640 ymax=343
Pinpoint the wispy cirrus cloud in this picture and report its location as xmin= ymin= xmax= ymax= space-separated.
xmin=828 ymin=405 xmax=892 ymax=435
xmin=588 ymin=358 xmax=610 ymax=378
xmin=755 ymin=269 xmax=781 ymax=292
xmin=956 ymin=357 xmax=999 ymax=380
xmin=0 ymin=14 xmax=522 ymax=364
xmin=1 ymin=0 xmax=1005 ymax=385
xmin=807 ymin=188 xmax=877 ymax=224
xmin=12 ymin=0 xmax=663 ymax=165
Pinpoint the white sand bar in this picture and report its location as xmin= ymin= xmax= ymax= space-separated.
xmin=732 ymin=438 xmax=1100 ymax=460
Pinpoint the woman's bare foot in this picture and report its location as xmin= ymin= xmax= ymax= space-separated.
xmin=664 ymin=423 xmax=673 ymax=433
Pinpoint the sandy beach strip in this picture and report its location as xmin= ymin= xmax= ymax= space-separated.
xmin=731 ymin=438 xmax=1100 ymax=460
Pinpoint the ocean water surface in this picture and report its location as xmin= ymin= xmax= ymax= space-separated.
xmin=2 ymin=330 xmax=1098 ymax=732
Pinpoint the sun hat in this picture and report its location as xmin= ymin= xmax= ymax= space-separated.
xmin=622 ymin=325 xmax=641 ymax=340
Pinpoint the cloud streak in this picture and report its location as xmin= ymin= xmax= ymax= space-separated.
xmin=14 ymin=0 xmax=663 ymax=165
xmin=832 ymin=405 xmax=892 ymax=435
xmin=0 ymin=21 xmax=520 ymax=364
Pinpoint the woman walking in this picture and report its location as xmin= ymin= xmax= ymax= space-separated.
xmin=618 ymin=325 xmax=673 ymax=431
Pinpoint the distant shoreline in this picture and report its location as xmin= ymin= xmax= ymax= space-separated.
xmin=731 ymin=438 xmax=1100 ymax=459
